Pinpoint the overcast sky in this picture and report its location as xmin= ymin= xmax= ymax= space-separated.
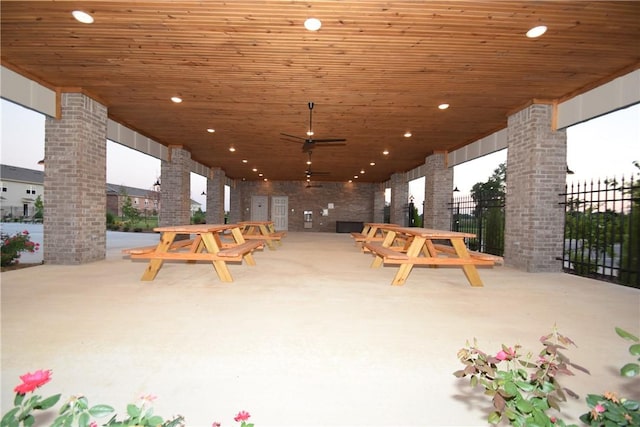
xmin=1 ymin=99 xmax=638 ymax=211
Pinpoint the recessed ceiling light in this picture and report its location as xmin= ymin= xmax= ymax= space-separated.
xmin=252 ymin=168 xmax=258 ymax=172
xmin=304 ymin=17 xmax=322 ymax=31
xmin=438 ymin=103 xmax=450 ymax=110
xmin=383 ymin=150 xmax=389 ymax=155
xmin=354 ymin=175 xmax=359 ymax=179
xmin=348 ymin=180 xmax=353 ymax=183
xmin=229 ymin=147 xmax=236 ymax=152
xmin=207 ymin=128 xmax=215 ymax=133
xmin=263 ymin=178 xmax=268 ymax=182
xmin=360 ymin=169 xmax=365 ymax=174
xmin=171 ymin=96 xmax=182 ymax=103
xmin=370 ymin=162 xmax=376 ymax=166
xmin=404 ymin=131 xmax=412 ymax=138
xmin=258 ymin=173 xmax=263 ymax=177
xmin=72 ymin=10 xmax=94 ymax=24
xmin=306 ymin=130 xmax=314 ymax=136
xmin=306 ymin=160 xmax=312 ymax=165
xmin=242 ymin=159 xmax=248 ymax=163
xmin=526 ymin=25 xmax=547 ymax=38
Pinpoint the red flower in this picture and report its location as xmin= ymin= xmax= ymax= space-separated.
xmin=496 ymin=347 xmax=515 ymax=361
xmin=22 ymin=230 xmax=29 ymax=235
xmin=14 ymin=369 xmax=52 ymax=394
xmin=234 ymin=411 xmax=251 ymax=422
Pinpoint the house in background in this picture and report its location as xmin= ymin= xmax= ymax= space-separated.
xmin=0 ymin=164 xmax=43 ymax=220
xmin=1 ymin=164 xmax=202 ymax=221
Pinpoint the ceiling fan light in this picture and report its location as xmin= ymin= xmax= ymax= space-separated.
xmin=72 ymin=10 xmax=94 ymax=24
xmin=526 ymin=25 xmax=547 ymax=38
xmin=304 ymin=18 xmax=322 ymax=31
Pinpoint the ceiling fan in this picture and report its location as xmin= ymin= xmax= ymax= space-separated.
xmin=304 ymin=151 xmax=330 ymax=178
xmin=281 ymin=102 xmax=347 ymax=153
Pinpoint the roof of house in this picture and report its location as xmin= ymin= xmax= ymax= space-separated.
xmin=0 ymin=164 xmax=44 ymax=184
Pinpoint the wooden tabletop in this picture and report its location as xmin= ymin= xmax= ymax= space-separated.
xmin=387 ymin=227 xmax=476 ymax=239
xmin=153 ymin=223 xmax=238 ymax=233
xmin=239 ymin=221 xmax=273 ymax=225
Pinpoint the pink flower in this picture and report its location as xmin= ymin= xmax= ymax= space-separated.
xmin=14 ymin=369 xmax=52 ymax=394
xmin=595 ymin=404 xmax=605 ymax=413
xmin=550 ymin=416 xmax=557 ymax=423
xmin=496 ymin=347 xmax=515 ymax=361
xmin=22 ymin=230 xmax=29 ymax=235
xmin=234 ymin=410 xmax=251 ymax=422
xmin=90 ymin=422 xmax=98 ymax=427
xmin=212 ymin=423 xmax=221 ymax=427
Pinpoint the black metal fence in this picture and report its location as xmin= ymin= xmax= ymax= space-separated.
xmin=448 ymin=194 xmax=505 ymax=256
xmin=560 ymin=176 xmax=640 ymax=288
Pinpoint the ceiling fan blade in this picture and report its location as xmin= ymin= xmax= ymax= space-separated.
xmin=281 ymin=133 xmax=306 ymax=141
xmin=310 ymin=138 xmax=347 ymax=143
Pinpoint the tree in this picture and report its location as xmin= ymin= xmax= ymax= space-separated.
xmin=470 ymin=162 xmax=506 ymax=255
xmin=620 ymin=161 xmax=640 ymax=287
xmin=33 ymin=195 xmax=44 ymax=219
xmin=120 ymin=189 xmax=140 ymax=230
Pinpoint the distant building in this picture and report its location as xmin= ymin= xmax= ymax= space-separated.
xmin=1 ymin=164 xmax=200 ymax=220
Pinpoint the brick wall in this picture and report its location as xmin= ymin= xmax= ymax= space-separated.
xmin=43 ymin=93 xmax=107 ymax=264
xmin=423 ymin=152 xmax=453 ymax=229
xmin=159 ymin=146 xmax=191 ymax=227
xmin=205 ymin=167 xmax=225 ymax=223
xmin=504 ymin=104 xmax=566 ymax=272
xmin=389 ymin=172 xmax=408 ymax=226
xmin=237 ymin=180 xmax=376 ymax=232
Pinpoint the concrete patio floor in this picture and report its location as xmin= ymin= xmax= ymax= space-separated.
xmin=1 ymin=231 xmax=639 ymax=426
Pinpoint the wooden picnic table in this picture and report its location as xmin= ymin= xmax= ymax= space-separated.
xmin=122 ymin=223 xmax=264 ymax=282
xmin=364 ymin=226 xmax=498 ymax=287
xmin=238 ymin=220 xmax=286 ymax=250
xmin=350 ymin=222 xmax=399 ymax=250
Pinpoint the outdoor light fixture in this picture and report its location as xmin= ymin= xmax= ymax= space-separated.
xmin=304 ymin=18 xmax=322 ymax=31
xmin=438 ymin=103 xmax=450 ymax=110
xmin=201 ymin=191 xmax=206 ymax=196
xmin=453 ymin=187 xmax=460 ymax=192
xmin=207 ymin=128 xmax=215 ymax=133
xmin=171 ymin=96 xmax=182 ymax=103
xmin=229 ymin=146 xmax=236 ymax=152
xmin=153 ymin=179 xmax=161 ymax=188
xmin=404 ymin=131 xmax=412 ymax=138
xmin=567 ymin=166 xmax=575 ymax=175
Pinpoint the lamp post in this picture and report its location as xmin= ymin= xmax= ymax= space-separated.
xmin=408 ymin=195 xmax=415 ymax=227
xmin=453 ymin=187 xmax=460 ymax=232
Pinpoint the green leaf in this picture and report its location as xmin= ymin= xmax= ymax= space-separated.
xmin=620 ymin=362 xmax=640 ymax=377
xmin=615 ymin=327 xmax=639 ymax=342
xmin=515 ymin=398 xmax=534 ymax=414
xmin=127 ymin=404 xmax=141 ymax=418
xmin=23 ymin=415 xmax=35 ymax=427
xmin=79 ymin=413 xmax=90 ymax=427
xmin=89 ymin=404 xmax=115 ymax=418
xmin=38 ymin=394 xmax=61 ymax=410
xmin=622 ymin=399 xmax=640 ymax=411
xmin=629 ymin=343 xmax=640 ymax=356
xmin=13 ymin=393 xmax=24 ymax=407
xmin=146 ymin=415 xmax=163 ymax=426
xmin=470 ymin=375 xmax=478 ymax=388
xmin=487 ymin=411 xmax=501 ymax=425
xmin=515 ymin=381 xmax=536 ymax=392
xmin=1 ymin=408 xmax=20 ymax=427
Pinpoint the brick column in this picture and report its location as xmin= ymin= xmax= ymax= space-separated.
xmin=504 ymin=104 xmax=566 ymax=272
xmin=205 ymin=167 xmax=226 ymax=224
xmin=159 ymin=146 xmax=191 ymax=227
xmin=423 ymin=152 xmax=453 ymax=229
xmin=228 ymin=182 xmax=242 ymax=224
xmin=373 ymin=182 xmax=386 ymax=223
xmin=389 ymin=172 xmax=408 ymax=226
xmin=43 ymin=92 xmax=107 ymax=264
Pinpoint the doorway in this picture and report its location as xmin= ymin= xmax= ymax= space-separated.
xmin=271 ymin=196 xmax=288 ymax=231
xmin=251 ymin=196 xmax=269 ymax=221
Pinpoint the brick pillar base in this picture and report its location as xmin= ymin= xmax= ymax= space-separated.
xmin=205 ymin=167 xmax=225 ymax=224
xmin=159 ymin=146 xmax=191 ymax=227
xmin=504 ymin=104 xmax=566 ymax=272
xmin=43 ymin=93 xmax=107 ymax=264
xmin=423 ymin=152 xmax=453 ymax=229
xmin=390 ymin=172 xmax=408 ymax=226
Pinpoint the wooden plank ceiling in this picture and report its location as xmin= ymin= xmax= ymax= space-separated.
xmin=1 ymin=1 xmax=639 ymax=183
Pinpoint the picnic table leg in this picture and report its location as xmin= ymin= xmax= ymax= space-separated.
xmin=200 ymin=232 xmax=234 ymax=282
xmin=141 ymin=232 xmax=176 ymax=281
xmin=259 ymin=224 xmax=276 ymax=250
xmin=390 ymin=236 xmax=425 ymax=286
xmin=450 ymin=238 xmax=484 ymax=287
xmin=231 ymin=227 xmax=257 ymax=266
xmin=371 ymin=229 xmax=397 ymax=268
